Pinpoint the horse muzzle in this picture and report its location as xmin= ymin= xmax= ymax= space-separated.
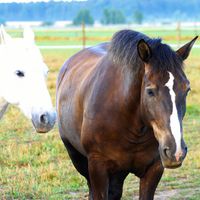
xmin=31 ymin=109 xmax=56 ymax=133
xmin=159 ymin=145 xmax=187 ymax=169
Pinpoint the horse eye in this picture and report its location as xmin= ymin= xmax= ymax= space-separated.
xmin=15 ymin=70 xmax=25 ymax=77
xmin=146 ymin=88 xmax=155 ymax=97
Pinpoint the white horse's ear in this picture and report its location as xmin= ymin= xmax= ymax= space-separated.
xmin=0 ymin=25 xmax=12 ymax=44
xmin=23 ymin=26 xmax=35 ymax=43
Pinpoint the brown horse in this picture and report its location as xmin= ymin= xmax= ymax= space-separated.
xmin=56 ymin=30 xmax=197 ymax=200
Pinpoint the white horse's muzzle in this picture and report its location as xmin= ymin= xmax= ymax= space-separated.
xmin=31 ymin=109 xmax=56 ymax=133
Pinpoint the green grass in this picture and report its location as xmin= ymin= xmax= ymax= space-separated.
xmin=0 ymin=28 xmax=200 ymax=199
xmin=6 ymin=26 xmax=200 ymax=46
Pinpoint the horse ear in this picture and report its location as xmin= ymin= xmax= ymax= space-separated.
xmin=176 ymin=36 xmax=198 ymax=60
xmin=0 ymin=25 xmax=12 ymax=44
xmin=23 ymin=26 xmax=35 ymax=43
xmin=137 ymin=39 xmax=152 ymax=63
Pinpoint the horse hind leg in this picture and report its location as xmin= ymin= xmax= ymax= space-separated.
xmin=108 ymin=171 xmax=129 ymax=200
xmin=62 ymin=138 xmax=93 ymax=200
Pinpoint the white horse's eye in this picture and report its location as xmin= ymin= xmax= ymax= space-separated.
xmin=15 ymin=70 xmax=25 ymax=77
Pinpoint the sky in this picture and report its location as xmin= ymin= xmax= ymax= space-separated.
xmin=0 ymin=0 xmax=87 ymax=2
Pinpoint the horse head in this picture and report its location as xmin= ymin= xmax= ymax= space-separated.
xmin=0 ymin=26 xmax=56 ymax=133
xmin=138 ymin=37 xmax=197 ymax=168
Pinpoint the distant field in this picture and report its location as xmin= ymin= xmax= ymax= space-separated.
xmin=7 ymin=26 xmax=200 ymax=46
xmin=0 ymin=27 xmax=200 ymax=199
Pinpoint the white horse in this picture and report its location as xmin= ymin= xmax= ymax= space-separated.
xmin=0 ymin=26 xmax=56 ymax=133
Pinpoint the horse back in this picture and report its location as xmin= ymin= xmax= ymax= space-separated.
xmin=57 ymin=43 xmax=108 ymax=91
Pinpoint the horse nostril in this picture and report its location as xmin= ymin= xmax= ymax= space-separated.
xmin=163 ymin=146 xmax=170 ymax=158
xmin=40 ymin=113 xmax=49 ymax=125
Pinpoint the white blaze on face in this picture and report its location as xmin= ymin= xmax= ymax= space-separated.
xmin=165 ymin=72 xmax=182 ymax=154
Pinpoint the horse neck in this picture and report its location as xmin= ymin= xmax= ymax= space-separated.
xmin=119 ymin=62 xmax=144 ymax=103
xmin=0 ymin=97 xmax=9 ymax=120
xmin=112 ymin=60 xmax=144 ymax=120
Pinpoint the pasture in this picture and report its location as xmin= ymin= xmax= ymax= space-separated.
xmin=0 ymin=27 xmax=200 ymax=199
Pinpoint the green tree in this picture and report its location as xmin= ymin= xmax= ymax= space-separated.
xmin=101 ymin=9 xmax=126 ymax=25
xmin=73 ymin=9 xmax=94 ymax=25
xmin=101 ymin=9 xmax=111 ymax=24
xmin=133 ymin=10 xmax=143 ymax=24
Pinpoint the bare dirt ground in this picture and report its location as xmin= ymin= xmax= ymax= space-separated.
xmin=132 ymin=187 xmax=200 ymax=200
xmin=69 ymin=187 xmax=200 ymax=200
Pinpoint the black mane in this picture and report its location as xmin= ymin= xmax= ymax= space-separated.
xmin=108 ymin=30 xmax=183 ymax=72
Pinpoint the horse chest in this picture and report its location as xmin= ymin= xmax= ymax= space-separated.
xmin=82 ymin=122 xmax=159 ymax=175
xmin=111 ymin=140 xmax=158 ymax=172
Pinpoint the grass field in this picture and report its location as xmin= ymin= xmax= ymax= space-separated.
xmin=0 ymin=27 xmax=200 ymax=199
xmin=7 ymin=26 xmax=200 ymax=46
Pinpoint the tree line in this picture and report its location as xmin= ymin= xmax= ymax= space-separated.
xmin=73 ymin=8 xmax=143 ymax=25
xmin=0 ymin=0 xmax=199 ymax=25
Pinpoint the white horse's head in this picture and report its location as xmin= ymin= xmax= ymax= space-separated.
xmin=0 ymin=26 xmax=56 ymax=133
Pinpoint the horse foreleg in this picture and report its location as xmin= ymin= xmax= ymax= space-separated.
xmin=88 ymin=156 xmax=109 ymax=200
xmin=108 ymin=171 xmax=128 ymax=200
xmin=139 ymin=160 xmax=164 ymax=200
